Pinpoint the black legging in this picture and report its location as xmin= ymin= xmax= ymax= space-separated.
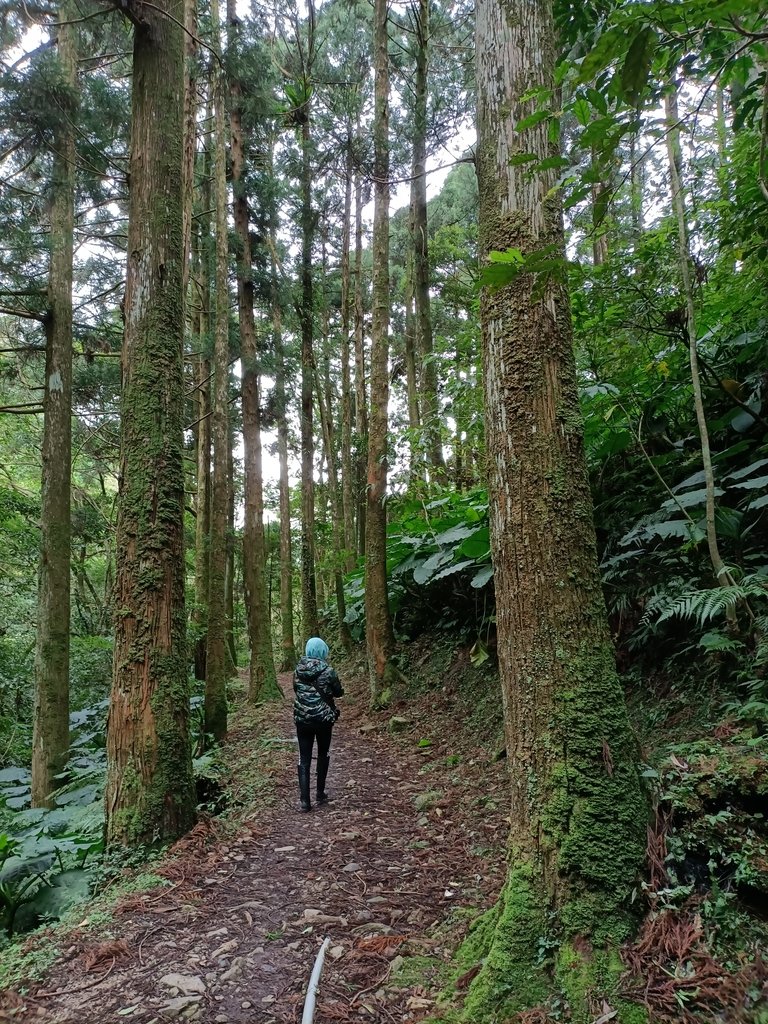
xmin=296 ymin=723 xmax=333 ymax=765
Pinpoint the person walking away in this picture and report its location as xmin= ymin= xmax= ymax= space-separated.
xmin=293 ymin=637 xmax=344 ymax=811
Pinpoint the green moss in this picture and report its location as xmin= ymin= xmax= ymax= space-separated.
xmin=459 ymin=861 xmax=550 ymax=1021
xmin=556 ymin=942 xmax=647 ymax=1024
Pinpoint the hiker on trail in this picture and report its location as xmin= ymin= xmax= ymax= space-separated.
xmin=293 ymin=637 xmax=344 ymax=812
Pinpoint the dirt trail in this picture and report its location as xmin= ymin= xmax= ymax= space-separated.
xmin=7 ymin=672 xmax=506 ymax=1024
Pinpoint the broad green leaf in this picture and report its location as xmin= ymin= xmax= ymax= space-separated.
xmin=432 ymin=560 xmax=477 ymax=582
xmin=471 ymin=565 xmax=494 ymax=589
xmin=573 ymin=97 xmax=592 ymax=127
xmin=516 ymin=109 xmax=552 ymax=132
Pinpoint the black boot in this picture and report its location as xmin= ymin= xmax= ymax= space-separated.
xmin=298 ymin=763 xmax=312 ymax=812
xmin=316 ymin=755 xmax=330 ymax=805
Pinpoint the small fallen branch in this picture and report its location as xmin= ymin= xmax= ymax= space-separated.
xmin=302 ymin=936 xmax=331 ymax=1024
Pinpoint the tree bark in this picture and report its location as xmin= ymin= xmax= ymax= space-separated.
xmin=269 ymin=158 xmax=297 ymax=670
xmin=105 ymin=0 xmax=196 ymax=845
xmin=353 ymin=168 xmax=368 ymax=559
xmin=464 ymin=0 xmax=646 ymax=1012
xmin=192 ymin=139 xmax=212 ymax=682
xmin=365 ymin=0 xmax=395 ymax=702
xmin=340 ymin=141 xmax=356 ymax=569
xmin=228 ymin=0 xmax=279 ymax=699
xmin=204 ymin=8 xmax=232 ymax=742
xmin=32 ymin=2 xmax=77 ymax=807
xmin=409 ymin=0 xmax=444 ymax=483
xmin=665 ymin=86 xmax=735 ymax=589
xmin=300 ymin=81 xmax=319 ymax=644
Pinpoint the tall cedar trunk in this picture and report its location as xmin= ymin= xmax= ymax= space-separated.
xmin=353 ymin=168 xmax=368 ymax=559
xmin=465 ymin=0 xmax=646 ymax=1013
xmin=365 ymin=0 xmax=395 ymax=700
xmin=32 ymin=3 xmax=76 ymax=806
xmin=403 ymin=283 xmax=422 ymax=484
xmin=269 ymin=161 xmax=297 ymax=670
xmin=205 ymin=15 xmax=232 ymax=742
xmin=340 ymin=142 xmax=355 ymax=569
xmin=409 ymin=0 xmax=445 ymax=482
xmin=181 ymin=0 xmax=197 ymax=291
xmin=316 ymin=351 xmax=352 ymax=649
xmin=665 ymin=87 xmax=735 ymax=590
xmin=300 ymin=89 xmax=319 ymax=643
xmin=228 ymin=2 xmax=279 ymax=699
xmin=226 ymin=422 xmax=237 ymax=674
xmin=105 ymin=0 xmax=195 ymax=845
xmin=192 ymin=139 xmax=212 ymax=682
xmin=193 ymin=343 xmax=211 ymax=681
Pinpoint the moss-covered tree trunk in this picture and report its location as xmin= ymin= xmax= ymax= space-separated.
xmin=204 ymin=13 xmax=232 ymax=742
xmin=105 ymin=0 xmax=196 ymax=846
xmin=365 ymin=0 xmax=395 ymax=702
xmin=464 ymin=0 xmax=647 ymax=1015
xmin=227 ymin=0 xmax=279 ymax=700
xmin=32 ymin=4 xmax=77 ymax=807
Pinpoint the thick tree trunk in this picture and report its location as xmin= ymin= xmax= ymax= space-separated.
xmin=105 ymin=0 xmax=196 ymax=845
xmin=32 ymin=3 xmax=77 ymax=807
xmin=365 ymin=0 xmax=395 ymax=702
xmin=340 ymin=142 xmax=356 ymax=570
xmin=464 ymin=0 xmax=646 ymax=1014
xmin=228 ymin=1 xmax=279 ymax=700
xmin=353 ymin=168 xmax=368 ymax=559
xmin=409 ymin=0 xmax=444 ymax=483
xmin=269 ymin=172 xmax=297 ymax=670
xmin=205 ymin=15 xmax=232 ymax=742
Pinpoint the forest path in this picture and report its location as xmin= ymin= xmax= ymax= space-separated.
xmin=10 ymin=671 xmax=506 ymax=1024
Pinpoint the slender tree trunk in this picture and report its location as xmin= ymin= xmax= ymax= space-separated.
xmin=665 ymin=87 xmax=735 ymax=589
xmin=205 ymin=11 xmax=232 ymax=742
xmin=181 ymin=0 xmax=197 ymax=292
xmin=228 ymin=0 xmax=279 ymax=699
xmin=300 ymin=97 xmax=319 ymax=643
xmin=105 ymin=0 xmax=196 ymax=845
xmin=225 ymin=421 xmax=237 ymax=675
xmin=628 ymin=132 xmax=644 ymax=245
xmin=316 ymin=354 xmax=352 ymax=649
xmin=269 ymin=165 xmax=297 ymax=670
xmin=193 ymin=340 xmax=211 ymax=682
xmin=404 ymin=275 xmax=422 ymax=484
xmin=590 ymin=144 xmax=609 ymax=266
xmin=409 ymin=0 xmax=444 ymax=483
xmin=192 ymin=138 xmax=212 ymax=682
xmin=340 ymin=141 xmax=356 ymax=569
xmin=365 ymin=0 xmax=395 ymax=702
xmin=463 ymin=0 xmax=646 ymax=1012
xmin=353 ymin=168 xmax=368 ymax=559
xmin=32 ymin=2 xmax=77 ymax=806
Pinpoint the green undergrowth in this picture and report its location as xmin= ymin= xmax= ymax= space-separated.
xmin=0 ymin=682 xmax=283 ymax=993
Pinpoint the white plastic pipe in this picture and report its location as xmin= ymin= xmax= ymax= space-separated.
xmin=301 ymin=936 xmax=331 ymax=1024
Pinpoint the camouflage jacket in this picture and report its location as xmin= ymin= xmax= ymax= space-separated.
xmin=293 ymin=657 xmax=344 ymax=727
